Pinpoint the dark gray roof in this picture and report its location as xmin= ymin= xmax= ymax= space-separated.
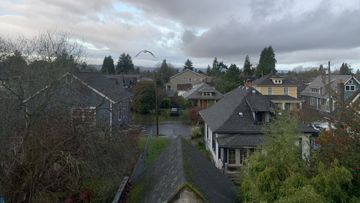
xmin=266 ymin=95 xmax=299 ymax=101
xmin=246 ymin=92 xmax=274 ymax=112
xmin=131 ymin=137 xmax=238 ymax=203
xmin=74 ymin=72 xmax=131 ymax=102
xmin=253 ymin=74 xmax=297 ymax=86
xmin=200 ymin=86 xmax=275 ymax=133
xmin=217 ymin=134 xmax=263 ymax=148
xmin=183 ymin=83 xmax=223 ymax=100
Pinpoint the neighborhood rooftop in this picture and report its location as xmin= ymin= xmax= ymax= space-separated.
xmin=131 ymin=137 xmax=238 ymax=203
xmin=199 ymin=86 xmax=275 ymax=133
xmin=183 ymin=83 xmax=223 ymax=100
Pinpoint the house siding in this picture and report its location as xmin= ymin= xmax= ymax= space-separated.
xmin=344 ymin=78 xmax=360 ymax=99
xmin=168 ymin=71 xmax=207 ymax=91
xmin=254 ymin=86 xmax=297 ymax=98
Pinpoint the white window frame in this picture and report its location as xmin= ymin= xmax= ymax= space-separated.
xmin=311 ymin=88 xmax=319 ymax=93
xmin=345 ymin=85 xmax=355 ymax=91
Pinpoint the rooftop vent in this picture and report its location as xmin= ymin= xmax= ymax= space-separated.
xmin=252 ymin=89 xmax=256 ymax=94
xmin=238 ymin=112 xmax=243 ymax=117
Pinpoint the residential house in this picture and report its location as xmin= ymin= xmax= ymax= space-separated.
xmin=166 ymin=69 xmax=209 ymax=95
xmin=253 ymin=74 xmax=302 ymax=111
xmin=301 ymin=75 xmax=360 ymax=112
xmin=183 ymin=83 xmax=223 ymax=108
xmin=23 ymin=72 xmax=131 ymax=131
xmin=130 ymin=137 xmax=238 ymax=203
xmin=199 ymin=86 xmax=317 ymax=171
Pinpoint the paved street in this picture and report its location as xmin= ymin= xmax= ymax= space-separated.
xmin=145 ymin=121 xmax=191 ymax=139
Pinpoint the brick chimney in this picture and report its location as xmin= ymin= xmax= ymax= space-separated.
xmin=337 ymin=79 xmax=344 ymax=102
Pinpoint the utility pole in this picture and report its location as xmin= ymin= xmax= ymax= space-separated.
xmin=155 ymin=78 xmax=159 ymax=136
xmin=328 ymin=61 xmax=332 ymax=113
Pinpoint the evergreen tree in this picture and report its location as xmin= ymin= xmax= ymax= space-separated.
xmin=206 ymin=65 xmax=211 ymax=75
xmin=319 ymin=64 xmax=325 ymax=75
xmin=243 ymin=55 xmax=253 ymax=77
xmin=100 ymin=56 xmax=115 ymax=74
xmin=183 ymin=59 xmax=194 ymax=71
xmin=217 ymin=64 xmax=240 ymax=93
xmin=256 ymin=46 xmax=277 ymax=77
xmin=339 ymin=63 xmax=352 ymax=75
xmin=157 ymin=59 xmax=176 ymax=83
xmin=116 ymin=53 xmax=135 ymax=74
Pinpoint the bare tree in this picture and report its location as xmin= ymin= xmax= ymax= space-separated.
xmin=0 ymin=32 xmax=139 ymax=202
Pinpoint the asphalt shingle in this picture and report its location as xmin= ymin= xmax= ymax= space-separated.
xmin=131 ymin=137 xmax=238 ymax=203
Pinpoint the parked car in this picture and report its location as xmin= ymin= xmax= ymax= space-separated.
xmin=170 ymin=107 xmax=180 ymax=116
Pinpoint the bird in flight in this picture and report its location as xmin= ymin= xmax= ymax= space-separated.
xmin=135 ymin=50 xmax=156 ymax=58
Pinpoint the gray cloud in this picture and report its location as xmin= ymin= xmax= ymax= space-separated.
xmin=0 ymin=0 xmax=359 ymax=69
xmin=182 ymin=2 xmax=360 ymax=58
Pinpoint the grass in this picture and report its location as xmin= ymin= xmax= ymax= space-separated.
xmin=138 ymin=135 xmax=170 ymax=167
xmin=128 ymin=182 xmax=144 ymax=203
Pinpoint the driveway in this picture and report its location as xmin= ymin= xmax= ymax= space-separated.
xmin=145 ymin=121 xmax=191 ymax=139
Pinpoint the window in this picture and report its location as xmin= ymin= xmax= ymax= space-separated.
xmin=272 ymin=79 xmax=282 ymax=84
xmin=239 ymin=148 xmax=246 ymax=164
xmin=345 ymin=85 xmax=355 ymax=91
xmin=228 ymin=149 xmax=235 ymax=164
xmin=348 ymin=80 xmax=353 ymax=84
xmin=311 ymin=88 xmax=319 ymax=93
xmin=203 ymin=92 xmax=213 ymax=96
xmin=268 ymin=87 xmax=272 ymax=95
xmin=284 ymin=87 xmax=288 ymax=95
xmin=189 ymin=78 xmax=191 ymax=82
xmin=72 ymin=107 xmax=96 ymax=127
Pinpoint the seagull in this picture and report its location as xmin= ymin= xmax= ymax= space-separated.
xmin=135 ymin=50 xmax=156 ymax=58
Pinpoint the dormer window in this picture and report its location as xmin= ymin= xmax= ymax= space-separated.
xmin=202 ymin=92 xmax=214 ymax=96
xmin=272 ymin=79 xmax=283 ymax=84
xmin=311 ymin=88 xmax=319 ymax=93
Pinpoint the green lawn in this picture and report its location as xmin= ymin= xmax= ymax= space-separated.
xmin=138 ymin=135 xmax=170 ymax=167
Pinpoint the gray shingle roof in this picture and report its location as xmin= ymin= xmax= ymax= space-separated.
xmin=183 ymin=83 xmax=223 ymax=100
xmin=253 ymin=74 xmax=297 ymax=86
xmin=74 ymin=72 xmax=131 ymax=102
xmin=131 ymin=137 xmax=238 ymax=203
xmin=300 ymin=75 xmax=354 ymax=98
xmin=217 ymin=134 xmax=263 ymax=148
xmin=199 ymin=86 xmax=275 ymax=133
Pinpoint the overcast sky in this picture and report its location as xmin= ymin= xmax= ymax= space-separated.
xmin=1 ymin=0 xmax=360 ymax=70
